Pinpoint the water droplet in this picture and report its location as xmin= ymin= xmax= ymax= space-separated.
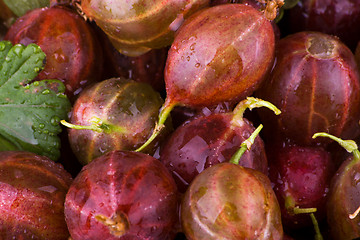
xmin=5 ymin=56 xmax=11 ymax=62
xmin=33 ymin=81 xmax=40 ymax=86
xmin=50 ymin=116 xmax=60 ymax=126
xmin=39 ymin=123 xmax=45 ymax=129
xmin=13 ymin=45 xmax=23 ymax=57
xmin=190 ymin=43 xmax=196 ymax=51
xmin=33 ymin=45 xmax=42 ymax=54
xmin=42 ymin=89 xmax=50 ymax=95
xmin=0 ymin=42 xmax=6 ymax=51
xmin=54 ymin=52 xmax=67 ymax=63
xmin=14 ymin=169 xmax=23 ymax=179
xmin=186 ymin=56 xmax=190 ymax=61
xmin=34 ymin=67 xmax=41 ymax=73
xmin=58 ymin=93 xmax=67 ymax=98
xmin=353 ymin=171 xmax=360 ymax=186
xmin=195 ymin=63 xmax=201 ymax=68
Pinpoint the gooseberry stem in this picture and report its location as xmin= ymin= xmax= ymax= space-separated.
xmin=310 ymin=213 xmax=323 ymax=240
xmin=285 ymin=196 xmax=323 ymax=240
xmin=293 ymin=206 xmax=317 ymax=214
xmin=60 ymin=117 xmax=127 ymax=134
xmin=312 ymin=132 xmax=360 ymax=160
xmin=232 ymin=97 xmax=281 ymax=125
xmin=286 ymin=196 xmax=317 ymax=214
xmin=135 ymin=101 xmax=176 ymax=152
xmin=230 ymin=124 xmax=263 ymax=165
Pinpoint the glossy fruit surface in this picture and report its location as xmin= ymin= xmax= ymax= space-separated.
xmin=80 ymin=0 xmax=210 ymax=56
xmin=326 ymin=153 xmax=360 ymax=239
xmin=256 ymin=31 xmax=360 ymax=146
xmin=267 ymin=142 xmax=334 ymax=230
xmin=170 ymin=100 xmax=235 ymax=129
xmin=64 ymin=150 xmax=179 ymax=240
xmin=160 ymin=113 xmax=267 ymax=193
xmin=133 ymin=4 xmax=276 ymax=153
xmin=165 ymin=3 xmax=275 ymax=108
xmin=4 ymin=6 xmax=103 ymax=101
xmin=286 ymin=0 xmax=360 ymax=50
xmin=0 ymin=151 xmax=73 ymax=239
xmin=181 ymin=163 xmax=283 ymax=239
xmin=66 ymin=77 xmax=170 ymax=165
xmin=101 ymin=32 xmax=168 ymax=93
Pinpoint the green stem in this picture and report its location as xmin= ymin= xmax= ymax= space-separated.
xmin=293 ymin=206 xmax=323 ymax=240
xmin=232 ymin=97 xmax=281 ymax=125
xmin=286 ymin=196 xmax=317 ymax=214
xmin=230 ymin=124 xmax=263 ymax=165
xmin=293 ymin=206 xmax=317 ymax=214
xmin=61 ymin=117 xmax=127 ymax=134
xmin=285 ymin=196 xmax=323 ymax=240
xmin=61 ymin=119 xmax=103 ymax=133
xmin=135 ymin=101 xmax=176 ymax=152
xmin=310 ymin=213 xmax=323 ymax=240
xmin=312 ymin=132 xmax=360 ymax=160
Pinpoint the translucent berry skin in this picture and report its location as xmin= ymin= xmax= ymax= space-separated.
xmin=67 ymin=77 xmax=170 ymax=165
xmin=326 ymin=155 xmax=360 ymax=240
xmin=0 ymin=151 xmax=73 ymax=240
xmin=101 ymin=32 xmax=168 ymax=93
xmin=256 ymin=31 xmax=360 ymax=146
xmin=64 ymin=150 xmax=179 ymax=240
xmin=80 ymin=0 xmax=210 ymax=56
xmin=164 ymin=4 xmax=275 ymax=108
xmin=4 ymin=6 xmax=104 ymax=102
xmin=267 ymin=143 xmax=334 ymax=230
xmin=181 ymin=163 xmax=283 ymax=240
xmin=286 ymin=0 xmax=360 ymax=51
xmin=160 ymin=113 xmax=268 ymax=193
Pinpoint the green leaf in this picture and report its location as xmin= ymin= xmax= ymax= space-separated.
xmin=0 ymin=41 xmax=71 ymax=161
xmin=3 ymin=0 xmax=50 ymax=17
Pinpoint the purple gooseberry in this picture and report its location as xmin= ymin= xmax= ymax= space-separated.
xmin=256 ymin=31 xmax=360 ymax=146
xmin=64 ymin=150 xmax=179 ymax=240
xmin=0 ymin=151 xmax=72 ymax=239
